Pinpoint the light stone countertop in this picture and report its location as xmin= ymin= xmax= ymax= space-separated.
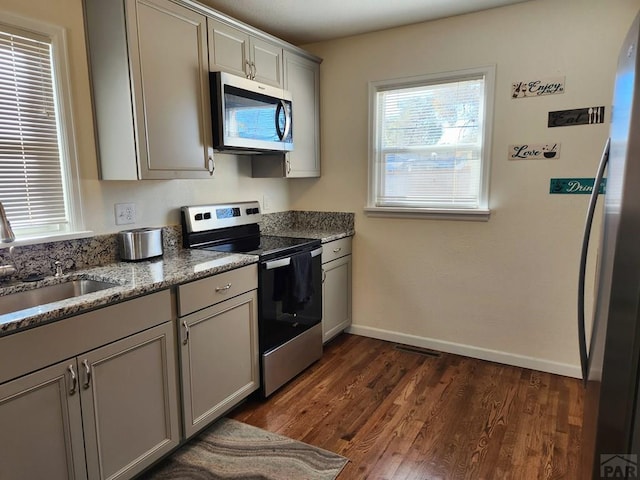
xmin=269 ymin=228 xmax=355 ymax=244
xmin=0 ymin=223 xmax=354 ymax=338
xmin=0 ymin=249 xmax=257 ymax=337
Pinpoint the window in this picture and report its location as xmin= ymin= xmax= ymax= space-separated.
xmin=367 ymin=66 xmax=495 ymax=220
xmin=0 ymin=15 xmax=83 ymax=241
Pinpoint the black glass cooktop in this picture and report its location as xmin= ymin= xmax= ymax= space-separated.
xmin=199 ymin=235 xmax=320 ymax=261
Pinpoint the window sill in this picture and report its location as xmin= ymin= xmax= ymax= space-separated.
xmin=0 ymin=230 xmax=95 ymax=249
xmin=364 ymin=206 xmax=491 ymax=221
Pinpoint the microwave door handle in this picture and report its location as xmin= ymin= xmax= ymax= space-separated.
xmin=275 ymin=100 xmax=291 ymax=141
xmin=577 ymin=137 xmax=609 ymax=385
xmin=275 ymin=101 xmax=284 ymax=140
xmin=282 ymin=100 xmax=291 ymax=141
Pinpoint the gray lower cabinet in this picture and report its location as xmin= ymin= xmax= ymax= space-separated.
xmin=0 ymin=359 xmax=86 ymax=480
xmin=177 ymin=265 xmax=259 ymax=438
xmin=82 ymin=322 xmax=180 ymax=480
xmin=322 ymin=238 xmax=353 ymax=343
xmin=0 ymin=290 xmax=180 ymax=480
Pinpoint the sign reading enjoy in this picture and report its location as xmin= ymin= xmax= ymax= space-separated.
xmin=509 ymin=143 xmax=561 ymax=160
xmin=550 ymin=178 xmax=607 ymax=194
xmin=512 ymin=77 xmax=565 ymax=98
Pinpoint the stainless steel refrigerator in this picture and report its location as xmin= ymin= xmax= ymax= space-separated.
xmin=579 ymin=11 xmax=640 ymax=479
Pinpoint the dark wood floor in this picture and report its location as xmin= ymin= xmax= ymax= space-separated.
xmin=230 ymin=333 xmax=583 ymax=480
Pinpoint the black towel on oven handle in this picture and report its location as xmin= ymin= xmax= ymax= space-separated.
xmin=273 ymin=251 xmax=314 ymax=314
xmin=289 ymin=251 xmax=314 ymax=305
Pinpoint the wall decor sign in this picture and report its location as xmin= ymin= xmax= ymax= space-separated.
xmin=508 ymin=143 xmax=561 ymax=160
xmin=548 ymin=106 xmax=605 ymax=127
xmin=511 ymin=77 xmax=565 ymax=98
xmin=549 ymin=178 xmax=606 ymax=194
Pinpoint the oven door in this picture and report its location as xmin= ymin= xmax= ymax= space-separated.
xmin=259 ymin=247 xmax=322 ymax=354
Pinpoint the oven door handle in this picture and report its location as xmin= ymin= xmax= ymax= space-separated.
xmin=264 ymin=247 xmax=322 ymax=270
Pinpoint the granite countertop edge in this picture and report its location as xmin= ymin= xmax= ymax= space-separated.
xmin=0 ymin=229 xmax=354 ymax=337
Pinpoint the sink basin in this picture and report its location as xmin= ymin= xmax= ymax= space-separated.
xmin=0 ymin=279 xmax=119 ymax=316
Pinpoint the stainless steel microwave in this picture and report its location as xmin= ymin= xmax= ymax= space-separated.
xmin=209 ymin=72 xmax=293 ymax=154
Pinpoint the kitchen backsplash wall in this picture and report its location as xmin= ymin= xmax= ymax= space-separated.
xmin=0 ymin=226 xmax=183 ymax=280
xmin=261 ymin=211 xmax=355 ymax=234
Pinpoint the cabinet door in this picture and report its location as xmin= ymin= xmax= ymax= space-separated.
xmin=322 ymin=255 xmax=352 ymax=343
xmin=81 ymin=322 xmax=180 ymax=480
xmin=250 ymin=37 xmax=283 ymax=88
xmin=207 ymin=19 xmax=250 ymax=77
xmin=284 ymin=52 xmax=320 ymax=177
xmin=0 ymin=360 xmax=86 ymax=480
xmin=130 ymin=0 xmax=212 ymax=178
xmin=180 ymin=290 xmax=259 ymax=438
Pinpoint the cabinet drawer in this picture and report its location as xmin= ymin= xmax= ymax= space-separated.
xmin=321 ymin=237 xmax=352 ymax=264
xmin=0 ymin=289 xmax=173 ymax=385
xmin=177 ymin=264 xmax=258 ymax=316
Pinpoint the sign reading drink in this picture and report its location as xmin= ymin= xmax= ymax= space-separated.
xmin=550 ymin=178 xmax=606 ymax=195
xmin=512 ymin=77 xmax=565 ymax=98
xmin=509 ymin=143 xmax=560 ymax=160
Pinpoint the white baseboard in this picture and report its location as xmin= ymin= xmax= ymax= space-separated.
xmin=346 ymin=324 xmax=581 ymax=379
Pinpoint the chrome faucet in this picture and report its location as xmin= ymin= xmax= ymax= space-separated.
xmin=0 ymin=202 xmax=15 ymax=243
xmin=0 ymin=202 xmax=17 ymax=281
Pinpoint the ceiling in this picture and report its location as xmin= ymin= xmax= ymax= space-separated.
xmin=198 ymin=0 xmax=533 ymax=45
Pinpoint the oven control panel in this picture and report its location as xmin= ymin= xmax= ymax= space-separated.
xmin=182 ymin=201 xmax=262 ymax=233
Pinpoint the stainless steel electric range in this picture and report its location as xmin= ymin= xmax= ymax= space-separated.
xmin=181 ymin=201 xmax=323 ymax=397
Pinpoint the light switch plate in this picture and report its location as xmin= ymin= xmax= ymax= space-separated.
xmin=115 ymin=203 xmax=136 ymax=225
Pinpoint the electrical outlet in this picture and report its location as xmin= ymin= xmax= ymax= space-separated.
xmin=115 ymin=203 xmax=136 ymax=225
xmin=263 ymin=194 xmax=273 ymax=212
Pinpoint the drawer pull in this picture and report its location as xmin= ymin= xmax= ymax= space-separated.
xmin=332 ymin=247 xmax=342 ymax=253
xmin=68 ymin=364 xmax=77 ymax=396
xmin=215 ymin=283 xmax=232 ymax=292
xmin=82 ymin=359 xmax=91 ymax=389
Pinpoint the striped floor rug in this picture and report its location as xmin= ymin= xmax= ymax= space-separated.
xmin=141 ymin=418 xmax=348 ymax=480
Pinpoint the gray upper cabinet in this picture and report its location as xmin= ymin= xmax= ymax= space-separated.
xmin=85 ymin=0 xmax=213 ymax=179
xmin=283 ymin=51 xmax=321 ymax=177
xmin=208 ymin=18 xmax=283 ymax=88
xmin=251 ymin=51 xmax=321 ymax=178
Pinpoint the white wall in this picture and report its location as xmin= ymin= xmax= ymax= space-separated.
xmin=0 ymin=0 xmax=291 ymax=233
xmin=291 ymin=0 xmax=640 ymax=376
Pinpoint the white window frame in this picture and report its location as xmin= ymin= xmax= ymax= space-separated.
xmin=365 ymin=65 xmax=495 ymax=221
xmin=0 ymin=12 xmax=86 ymax=246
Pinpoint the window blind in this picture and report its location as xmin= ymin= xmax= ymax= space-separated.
xmin=375 ymin=75 xmax=485 ymax=209
xmin=0 ymin=27 xmax=68 ymax=230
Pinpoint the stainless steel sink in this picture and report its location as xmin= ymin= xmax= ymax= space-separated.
xmin=0 ymin=279 xmax=119 ymax=316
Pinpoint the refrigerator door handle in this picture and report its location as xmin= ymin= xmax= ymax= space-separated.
xmin=578 ymin=137 xmax=610 ymax=385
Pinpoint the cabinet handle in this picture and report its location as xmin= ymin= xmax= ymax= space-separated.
xmin=68 ymin=364 xmax=77 ymax=396
xmin=322 ymin=269 xmax=326 ymax=284
xmin=215 ymin=283 xmax=232 ymax=292
xmin=183 ymin=320 xmax=190 ymax=345
xmin=245 ymin=60 xmax=251 ymax=78
xmin=286 ymin=158 xmax=291 ymax=175
xmin=333 ymin=247 xmax=342 ymax=253
xmin=250 ymin=61 xmax=256 ymax=79
xmin=208 ymin=154 xmax=215 ymax=176
xmin=82 ymin=359 xmax=91 ymax=390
